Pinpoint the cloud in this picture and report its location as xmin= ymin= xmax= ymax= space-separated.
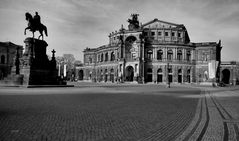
xmin=0 ymin=0 xmax=239 ymax=61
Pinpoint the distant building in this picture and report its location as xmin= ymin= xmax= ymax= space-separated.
xmin=77 ymin=14 xmax=239 ymax=85
xmin=0 ymin=42 xmax=23 ymax=80
xmin=220 ymin=61 xmax=239 ymax=85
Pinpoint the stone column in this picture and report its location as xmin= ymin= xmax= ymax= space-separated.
xmin=183 ymin=49 xmax=186 ymax=62
xmin=153 ymin=67 xmax=157 ymax=83
xmin=164 ymin=65 xmax=167 ymax=83
xmin=174 ymin=48 xmax=177 ymax=61
xmin=108 ymin=51 xmax=110 ymax=62
xmin=182 ymin=67 xmax=184 ymax=83
xmin=58 ymin=63 xmax=61 ymax=76
xmin=153 ymin=48 xmax=156 ymax=60
xmin=163 ymin=47 xmax=166 ymax=61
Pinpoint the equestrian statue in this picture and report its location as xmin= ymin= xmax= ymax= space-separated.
xmin=24 ymin=12 xmax=48 ymax=40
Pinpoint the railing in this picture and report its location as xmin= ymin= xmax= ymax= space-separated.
xmin=149 ymin=59 xmax=196 ymax=64
xmin=84 ymin=58 xmax=197 ymax=66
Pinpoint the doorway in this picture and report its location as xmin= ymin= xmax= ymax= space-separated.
xmin=125 ymin=66 xmax=134 ymax=81
xmin=222 ymin=69 xmax=230 ymax=84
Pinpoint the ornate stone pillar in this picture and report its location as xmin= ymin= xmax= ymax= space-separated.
xmin=174 ymin=48 xmax=177 ymax=61
xmin=153 ymin=66 xmax=157 ymax=83
xmin=183 ymin=49 xmax=186 ymax=61
xmin=163 ymin=47 xmax=166 ymax=61
xmin=153 ymin=47 xmax=156 ymax=60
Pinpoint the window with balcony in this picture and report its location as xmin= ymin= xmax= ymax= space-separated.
xmin=178 ymin=32 xmax=181 ymax=37
xmin=167 ymin=50 xmax=173 ymax=61
xmin=110 ymin=52 xmax=115 ymax=61
xmin=89 ymin=57 xmax=92 ymax=63
xmin=186 ymin=50 xmax=191 ymax=61
xmin=158 ymin=31 xmax=162 ymax=36
xmin=101 ymin=53 xmax=103 ymax=62
xmin=105 ymin=53 xmax=108 ymax=61
xmin=172 ymin=32 xmax=175 ymax=37
xmin=151 ymin=32 xmax=155 ymax=36
xmin=157 ymin=50 xmax=163 ymax=60
xmin=165 ymin=32 xmax=169 ymax=36
xmin=147 ymin=50 xmax=153 ymax=60
xmin=177 ymin=50 xmax=182 ymax=61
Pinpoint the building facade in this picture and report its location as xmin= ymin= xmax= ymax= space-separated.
xmin=0 ymin=42 xmax=23 ymax=80
xmin=77 ymin=14 xmax=238 ymax=85
xmin=220 ymin=62 xmax=239 ymax=85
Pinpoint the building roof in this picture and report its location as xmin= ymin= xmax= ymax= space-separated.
xmin=0 ymin=41 xmax=23 ymax=49
xmin=142 ymin=18 xmax=184 ymax=28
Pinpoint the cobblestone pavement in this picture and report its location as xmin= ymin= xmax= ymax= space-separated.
xmin=176 ymin=86 xmax=239 ymax=141
xmin=0 ymin=85 xmax=200 ymax=141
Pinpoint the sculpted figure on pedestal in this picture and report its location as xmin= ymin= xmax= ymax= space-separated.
xmin=24 ymin=12 xmax=48 ymax=40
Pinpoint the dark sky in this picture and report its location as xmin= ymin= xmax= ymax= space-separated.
xmin=0 ymin=0 xmax=238 ymax=61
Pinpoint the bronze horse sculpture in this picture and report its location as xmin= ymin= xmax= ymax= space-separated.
xmin=24 ymin=12 xmax=48 ymax=40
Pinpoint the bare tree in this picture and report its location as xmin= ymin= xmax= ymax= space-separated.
xmin=74 ymin=60 xmax=83 ymax=67
xmin=63 ymin=54 xmax=75 ymax=70
xmin=62 ymin=54 xmax=75 ymax=81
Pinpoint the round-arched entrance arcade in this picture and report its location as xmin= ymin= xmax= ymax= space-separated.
xmin=222 ymin=69 xmax=230 ymax=84
xmin=110 ymin=69 xmax=114 ymax=82
xmin=146 ymin=68 xmax=153 ymax=83
xmin=125 ymin=66 xmax=134 ymax=82
xmin=78 ymin=70 xmax=84 ymax=80
xmin=178 ymin=69 xmax=182 ymax=83
xmin=157 ymin=68 xmax=163 ymax=83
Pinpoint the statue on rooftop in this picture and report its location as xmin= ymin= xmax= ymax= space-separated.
xmin=127 ymin=14 xmax=140 ymax=30
xmin=24 ymin=12 xmax=48 ymax=40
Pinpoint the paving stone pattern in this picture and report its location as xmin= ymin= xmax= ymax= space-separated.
xmin=0 ymin=86 xmax=199 ymax=141
xmin=176 ymin=86 xmax=239 ymax=141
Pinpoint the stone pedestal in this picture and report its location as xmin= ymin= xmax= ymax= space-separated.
xmin=18 ymin=37 xmax=59 ymax=85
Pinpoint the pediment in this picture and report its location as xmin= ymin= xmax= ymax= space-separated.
xmin=142 ymin=19 xmax=181 ymax=29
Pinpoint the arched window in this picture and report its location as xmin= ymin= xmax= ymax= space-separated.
xmin=104 ymin=69 xmax=108 ymax=82
xmin=167 ymin=50 xmax=173 ymax=61
xmin=147 ymin=68 xmax=152 ymax=73
xmin=157 ymin=68 xmax=163 ymax=83
xmin=177 ymin=50 xmax=182 ymax=61
xmin=157 ymin=50 xmax=163 ymax=60
xmin=89 ymin=57 xmax=92 ymax=63
xmin=187 ymin=69 xmax=191 ymax=83
xmin=147 ymin=50 xmax=153 ymax=60
xmin=147 ymin=68 xmax=153 ymax=82
xmin=187 ymin=69 xmax=190 ymax=75
xmin=168 ymin=67 xmax=173 ymax=83
xmin=110 ymin=52 xmax=115 ymax=61
xmin=101 ymin=53 xmax=103 ymax=62
xmin=157 ymin=68 xmax=162 ymax=73
xmin=168 ymin=68 xmax=172 ymax=73
xmin=110 ymin=68 xmax=114 ymax=82
xmin=105 ymin=53 xmax=108 ymax=61
xmin=178 ymin=69 xmax=182 ymax=74
xmin=178 ymin=69 xmax=182 ymax=83
xmin=186 ymin=50 xmax=191 ymax=61
xmin=1 ymin=55 xmax=5 ymax=64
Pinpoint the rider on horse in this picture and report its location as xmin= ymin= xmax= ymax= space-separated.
xmin=24 ymin=12 xmax=48 ymax=40
xmin=34 ymin=12 xmax=41 ymax=27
